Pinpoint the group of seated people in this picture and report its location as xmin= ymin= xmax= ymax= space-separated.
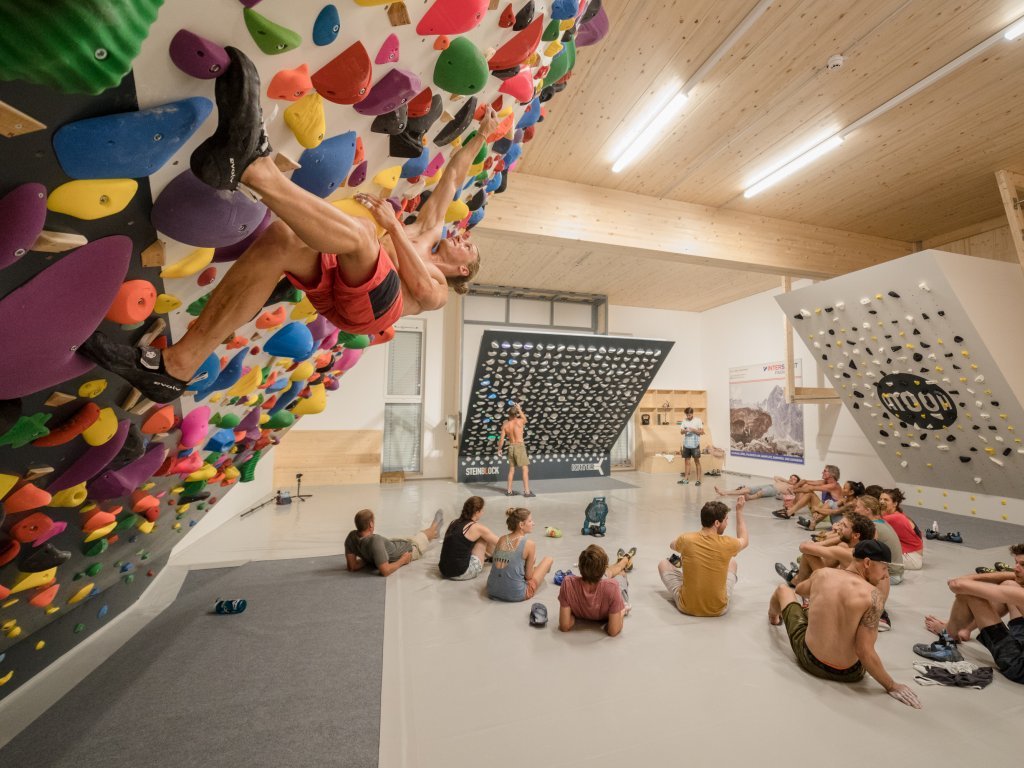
xmin=342 ymin=470 xmax=1024 ymax=708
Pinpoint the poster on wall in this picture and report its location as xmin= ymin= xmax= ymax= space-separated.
xmin=729 ymin=361 xmax=804 ymax=464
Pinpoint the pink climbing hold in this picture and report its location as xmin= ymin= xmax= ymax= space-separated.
xmin=169 ymin=30 xmax=230 ymax=79
xmin=498 ymin=69 xmax=534 ymax=102
xmin=0 ymin=182 xmax=47 ymax=270
xmin=180 ymin=405 xmax=212 ymax=449
xmin=416 ymin=0 xmax=489 ymax=35
xmin=423 ymin=153 xmax=446 ymax=178
xmin=353 ymin=68 xmax=421 ymax=116
xmin=375 ymin=33 xmax=400 ymax=65
xmin=333 ymin=347 xmax=363 ymax=373
xmin=267 ymin=63 xmax=312 ymax=101
xmin=33 ymin=520 xmax=67 ymax=547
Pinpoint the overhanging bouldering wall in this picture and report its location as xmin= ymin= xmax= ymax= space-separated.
xmin=458 ymin=331 xmax=672 ymax=482
xmin=0 ymin=0 xmax=609 ymax=698
xmin=776 ymin=250 xmax=1024 ymax=508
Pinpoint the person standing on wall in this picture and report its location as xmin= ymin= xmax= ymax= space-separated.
xmin=678 ymin=407 xmax=705 ymax=486
xmin=497 ymin=403 xmax=534 ymax=498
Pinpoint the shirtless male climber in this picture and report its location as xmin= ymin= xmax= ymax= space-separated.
xmin=497 ymin=403 xmax=532 ymax=497
xmin=768 ymin=539 xmax=921 ymax=708
xmin=79 ymin=47 xmax=499 ymax=404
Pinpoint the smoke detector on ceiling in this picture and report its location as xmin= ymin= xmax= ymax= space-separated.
xmin=826 ymin=54 xmax=845 ymax=71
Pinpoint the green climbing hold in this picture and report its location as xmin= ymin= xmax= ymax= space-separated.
xmin=243 ymin=8 xmax=302 ymax=56
xmin=139 ymin=550 xmax=150 ymax=561
xmin=0 ymin=413 xmax=52 ymax=448
xmin=85 ymin=562 xmax=103 ymax=577
xmin=544 ymin=40 xmax=576 ymax=87
xmin=337 ymin=331 xmax=371 ymax=349
xmin=219 ymin=413 xmax=241 ymax=428
xmin=0 ymin=0 xmax=164 ymax=94
xmin=187 ymin=293 xmax=211 ymax=316
xmin=113 ymin=513 xmax=141 ymax=532
xmin=182 ymin=480 xmax=206 ymax=495
xmin=239 ymin=450 xmax=263 ymax=483
xmin=433 ymin=37 xmax=489 ymax=95
xmin=542 ymin=18 xmax=561 ymax=41
xmin=265 ymin=411 xmax=295 ymax=430
xmin=73 ymin=623 xmax=86 ymax=634
xmin=83 ymin=538 xmax=109 ymax=557
xmin=123 ymin=573 xmax=135 ymax=584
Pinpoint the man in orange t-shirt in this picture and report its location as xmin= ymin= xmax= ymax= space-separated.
xmin=659 ymin=498 xmax=749 ymax=616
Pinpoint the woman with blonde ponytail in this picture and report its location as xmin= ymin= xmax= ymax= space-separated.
xmin=486 ymin=507 xmax=553 ymax=602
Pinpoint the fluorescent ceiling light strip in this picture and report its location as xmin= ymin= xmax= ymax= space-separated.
xmin=611 ymin=93 xmax=688 ymax=173
xmin=1005 ymin=17 xmax=1024 ymax=40
xmin=743 ymin=136 xmax=843 ymax=198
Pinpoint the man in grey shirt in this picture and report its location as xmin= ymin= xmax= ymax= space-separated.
xmin=345 ymin=508 xmax=443 ymax=576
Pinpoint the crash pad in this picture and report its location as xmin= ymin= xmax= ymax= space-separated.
xmin=53 ymin=97 xmax=212 ymax=179
xmin=284 ymin=91 xmax=326 ymax=148
xmin=88 ymin=443 xmax=168 ymax=500
xmin=47 ymin=179 xmax=138 ymax=220
xmin=433 ymin=37 xmax=489 ymax=95
xmin=291 ymin=131 xmax=357 ymax=198
xmin=48 ymin=418 xmax=130 ymax=493
xmin=311 ymin=42 xmax=372 ymax=105
xmin=169 ymin=29 xmax=229 ymax=79
xmin=151 ymin=170 xmax=267 ymax=247
xmin=416 ymin=0 xmax=488 ymax=35
xmin=243 ymin=7 xmax=302 ymax=55
xmin=489 ymin=15 xmax=545 ymax=71
xmin=312 ymin=5 xmax=341 ymax=46
xmin=434 ymin=97 xmax=477 ymax=145
xmin=0 ymin=236 xmax=131 ymax=400
xmin=267 ymin=63 xmax=312 ymax=101
xmin=0 ymin=183 xmax=47 ymax=271
xmin=353 ymin=68 xmax=421 ymax=116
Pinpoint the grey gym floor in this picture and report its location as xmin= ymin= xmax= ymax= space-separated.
xmin=3 ymin=473 xmax=1020 ymax=766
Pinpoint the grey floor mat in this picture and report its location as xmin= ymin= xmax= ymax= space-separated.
xmin=911 ymin=506 xmax=1024 ymax=550
xmin=469 ymin=477 xmax=637 ymax=497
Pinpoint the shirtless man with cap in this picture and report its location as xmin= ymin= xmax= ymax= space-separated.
xmin=768 ymin=539 xmax=921 ymax=708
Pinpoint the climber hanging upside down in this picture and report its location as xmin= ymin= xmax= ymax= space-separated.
xmin=80 ymin=46 xmax=498 ymax=404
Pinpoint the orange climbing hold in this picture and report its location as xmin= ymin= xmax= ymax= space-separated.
xmin=0 ymin=539 xmax=19 ymax=567
xmin=82 ymin=509 xmax=117 ymax=532
xmin=408 ymin=87 xmax=434 ymax=118
xmin=33 ymin=402 xmax=101 ymax=447
xmin=256 ymin=305 xmax=287 ymax=329
xmin=141 ymin=404 xmax=176 ymax=434
xmin=487 ymin=113 xmax=515 ymax=141
xmin=267 ymin=63 xmax=313 ymax=101
xmin=10 ymin=512 xmax=54 ymax=543
xmin=3 ymin=483 xmax=52 ymax=515
xmin=105 ymin=279 xmax=157 ymax=324
xmin=433 ymin=35 xmax=450 ymax=50
xmin=29 ymin=583 xmax=59 ymax=608
xmin=353 ymin=136 xmax=365 ymax=164
xmin=226 ymin=335 xmax=248 ymax=350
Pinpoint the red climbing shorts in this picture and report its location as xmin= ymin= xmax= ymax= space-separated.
xmin=286 ymin=245 xmax=403 ymax=336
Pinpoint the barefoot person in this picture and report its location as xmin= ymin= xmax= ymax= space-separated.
xmin=497 ymin=403 xmax=533 ymax=498
xmin=486 ymin=508 xmax=553 ymax=602
xmin=438 ymin=496 xmax=499 ymax=581
xmin=345 ymin=508 xmax=443 ymax=577
xmin=773 ymin=465 xmax=842 ymax=519
xmin=715 ymin=474 xmax=799 ymax=500
xmin=558 ymin=544 xmax=636 ymax=637
xmin=913 ymin=543 xmax=1024 ymax=684
xmin=78 ymin=47 xmax=498 ymax=403
xmin=768 ymin=540 xmax=921 ymax=708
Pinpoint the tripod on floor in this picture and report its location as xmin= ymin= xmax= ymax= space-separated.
xmin=276 ymin=472 xmax=313 ymax=506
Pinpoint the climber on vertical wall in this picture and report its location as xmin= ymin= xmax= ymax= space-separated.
xmin=78 ymin=46 xmax=499 ymax=404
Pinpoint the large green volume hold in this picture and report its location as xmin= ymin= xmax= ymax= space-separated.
xmin=433 ymin=37 xmax=489 ymax=95
xmin=0 ymin=0 xmax=164 ymax=94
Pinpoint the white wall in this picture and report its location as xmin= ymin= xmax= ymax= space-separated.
xmin=608 ymin=305 xmax=702 ymax=390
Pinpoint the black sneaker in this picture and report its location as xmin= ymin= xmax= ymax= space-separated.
xmin=667 ymin=553 xmax=681 ymax=568
xmin=77 ymin=332 xmax=190 ymax=404
xmin=190 ymin=47 xmax=272 ymax=191
xmin=774 ymin=562 xmax=796 ymax=586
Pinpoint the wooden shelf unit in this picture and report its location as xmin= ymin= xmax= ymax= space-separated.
xmin=634 ymin=389 xmax=723 ymax=474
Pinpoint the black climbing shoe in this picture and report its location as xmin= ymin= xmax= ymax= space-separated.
xmin=77 ymin=332 xmax=190 ymax=404
xmin=190 ymin=47 xmax=272 ymax=191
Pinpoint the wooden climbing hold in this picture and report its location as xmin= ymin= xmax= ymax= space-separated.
xmin=32 ymin=402 xmax=100 ymax=447
xmin=43 ymin=391 xmax=77 ymax=408
xmin=267 ymin=63 xmax=313 ymax=101
xmin=284 ymin=92 xmax=326 ymax=148
xmin=47 ymin=179 xmax=138 ymax=220
xmin=82 ymin=407 xmax=118 ymax=446
xmin=0 ymin=99 xmax=46 ymax=137
xmin=311 ymin=42 xmax=373 ymax=105
xmin=387 ymin=2 xmax=411 ymax=26
xmin=243 ymin=7 xmax=302 ymax=55
xmin=105 ymin=279 xmax=157 ymax=324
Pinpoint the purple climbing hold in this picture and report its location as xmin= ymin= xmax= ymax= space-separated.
xmin=306 ymin=315 xmax=333 ymax=348
xmin=0 ymin=183 xmax=47 ymax=270
xmin=353 ymin=68 xmax=421 ymax=116
xmin=0 ymin=236 xmax=132 ymax=400
xmin=169 ymin=30 xmax=231 ymax=79
xmin=238 ymin=406 xmax=262 ymax=433
xmin=347 ymin=160 xmax=368 ymax=187
xmin=151 ymin=170 xmax=267 ymax=247
xmin=48 ymin=418 xmax=131 ymax=494
xmin=88 ymin=443 xmax=168 ymax=500
xmin=212 ymin=209 xmax=272 ymax=262
xmin=577 ymin=5 xmax=609 ymax=47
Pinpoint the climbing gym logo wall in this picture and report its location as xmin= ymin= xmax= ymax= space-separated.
xmin=875 ymin=373 xmax=957 ymax=430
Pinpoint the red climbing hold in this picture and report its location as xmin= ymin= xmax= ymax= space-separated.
xmin=311 ymin=42 xmax=373 ymax=105
xmin=489 ymin=15 xmax=545 ymax=71
xmin=416 ymin=0 xmax=488 ymax=36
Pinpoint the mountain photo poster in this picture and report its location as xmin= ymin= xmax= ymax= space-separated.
xmin=728 ymin=361 xmax=805 ymax=464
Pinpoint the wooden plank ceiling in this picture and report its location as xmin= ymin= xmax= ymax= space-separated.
xmin=479 ymin=0 xmax=1024 ymax=311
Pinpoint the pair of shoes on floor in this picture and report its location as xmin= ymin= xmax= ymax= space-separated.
xmin=771 ymin=509 xmax=791 ymax=519
xmin=977 ymin=561 xmax=1014 ymax=573
xmin=694 ymin=480 xmax=702 ymax=486
xmin=553 ymin=569 xmax=574 ymax=586
xmin=796 ymin=516 xmax=812 ymax=529
xmin=677 ymin=479 xmax=689 ymax=485
xmin=529 ymin=602 xmax=547 ymax=627
xmin=667 ymin=553 xmax=681 ymax=568
xmin=925 ymin=529 xmax=939 ymax=540
xmin=774 ymin=561 xmax=797 ymax=587
xmin=505 ymin=490 xmax=516 ymax=497
xmin=522 ymin=491 xmax=536 ymax=498
xmin=913 ymin=630 xmax=963 ymax=662
xmin=616 ymin=546 xmax=637 ymax=572
xmin=936 ymin=531 xmax=963 ymax=543
xmin=878 ymin=609 xmax=892 ymax=632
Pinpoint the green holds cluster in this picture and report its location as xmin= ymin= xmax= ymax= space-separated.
xmin=433 ymin=37 xmax=489 ymax=95
xmin=544 ymin=41 xmax=576 ymax=87
xmin=239 ymin=450 xmax=263 ymax=483
xmin=0 ymin=0 xmax=164 ymax=94
xmin=243 ymin=8 xmax=302 ymax=55
xmin=0 ymin=414 xmax=51 ymax=448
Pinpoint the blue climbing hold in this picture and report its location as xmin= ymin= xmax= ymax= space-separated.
xmin=551 ymin=0 xmax=579 ymax=20
xmin=312 ymin=5 xmax=341 ymax=46
xmin=503 ymin=143 xmax=523 ymax=168
xmin=400 ymin=147 xmax=430 ymax=179
xmin=198 ymin=347 xmax=249 ymax=399
xmin=468 ymin=208 xmax=485 ymax=228
xmin=517 ymin=97 xmax=541 ymax=130
xmin=265 ymin=321 xmax=315 ymax=359
xmin=204 ymin=428 xmax=237 ymax=453
xmin=291 ymin=131 xmax=357 ymax=198
xmin=270 ymin=380 xmax=304 ymax=414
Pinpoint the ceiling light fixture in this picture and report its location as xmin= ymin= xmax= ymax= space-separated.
xmin=610 ymin=0 xmax=776 ymax=173
xmin=743 ymin=11 xmax=1024 ymax=198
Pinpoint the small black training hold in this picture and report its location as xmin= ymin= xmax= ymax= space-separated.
xmin=868 ymin=310 xmax=877 ymax=314
xmin=954 ymin=335 xmax=964 ymax=343
xmin=879 ymin=430 xmax=889 ymax=437
xmin=947 ymin=435 xmax=956 ymax=442
xmin=991 ymin=400 xmax=999 ymax=406
xmin=853 ymin=390 xmax=864 ymax=398
xmin=920 ymin=342 xmax=930 ymax=348
xmin=959 ymin=456 xmax=971 ymax=462
xmin=828 ymin=329 xmax=835 ymax=335
xmin=912 ymin=328 xmax=920 ymax=335
xmin=937 ymin=310 xmax=945 ymax=316
xmin=888 ymin=291 xmax=900 ymax=298
xmin=825 ymin=306 xmax=834 ymax=313
xmin=913 ymin=353 xmax=923 ymax=362
xmin=1005 ymin=448 xmax=1013 ymax=456
xmin=848 ymin=360 xmax=857 ymax=370
xmin=921 ymin=313 xmax=929 ymax=320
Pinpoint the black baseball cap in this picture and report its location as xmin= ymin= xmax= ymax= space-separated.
xmin=853 ymin=539 xmax=891 ymax=563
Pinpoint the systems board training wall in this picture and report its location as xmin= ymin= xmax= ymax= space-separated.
xmin=0 ymin=0 xmax=609 ymax=698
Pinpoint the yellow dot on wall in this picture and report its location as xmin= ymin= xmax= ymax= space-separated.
xmin=937 ymin=338 xmax=944 ymax=344
xmin=942 ymin=491 xmax=948 ymax=496
xmin=971 ymin=496 xmax=976 ymax=501
xmin=1003 ymin=514 xmax=1009 ymax=521
xmin=35 ymin=640 xmax=45 ymax=651
xmin=944 ymin=504 xmax=949 ymax=510
xmin=1002 ymin=500 xmax=1007 ymax=505
xmin=926 ymin=463 xmax=933 ymax=468
xmin=916 ymin=488 xmax=923 ymax=493
xmin=971 ymin=509 xmax=976 ymax=514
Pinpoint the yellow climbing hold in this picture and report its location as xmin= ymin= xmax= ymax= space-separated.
xmin=289 ymin=361 xmax=315 ymax=381
xmin=82 ymin=407 xmax=118 ymax=446
xmin=78 ymin=379 xmax=107 ymax=398
xmin=67 ymin=583 xmax=94 ymax=605
xmin=45 ymin=606 xmax=60 ymax=615
xmin=4 ymin=626 xmax=20 ymax=640
xmin=50 ymin=482 xmax=88 ymax=508
xmin=10 ymin=568 xmax=57 ymax=595
xmin=0 ymin=473 xmax=18 ymax=500
xmin=137 ymin=519 xmax=155 ymax=534
xmin=47 ymin=179 xmax=138 ymax=220
xmin=291 ymin=382 xmax=326 ymax=415
xmin=468 ymin=161 xmax=484 ymax=176
xmin=222 ymin=465 xmax=240 ymax=482
xmin=186 ymin=464 xmax=217 ymax=483
xmin=373 ymin=165 xmax=402 ymax=190
xmin=331 ymin=198 xmax=385 ymax=235
xmin=84 ymin=521 xmax=116 ymax=542
xmin=445 ymin=200 xmax=469 ymax=223
xmin=544 ymin=40 xmax=563 ymax=57
xmin=227 ymin=365 xmax=263 ymax=397
xmin=290 ymin=295 xmax=317 ymax=321
xmin=155 ymin=293 xmax=182 ymax=313
xmin=284 ymin=92 xmax=326 ymax=149
xmin=176 ymin=504 xmax=190 ymax=515
xmin=35 ymin=640 xmax=45 ymax=651
xmin=161 ymin=247 xmax=214 ymax=279
xmin=0 ymin=671 xmax=12 ymax=686
xmin=1 ymin=599 xmax=17 ymax=609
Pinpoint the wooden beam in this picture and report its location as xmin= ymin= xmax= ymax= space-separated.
xmin=994 ymin=170 xmax=1024 ymax=275
xmin=782 ymin=275 xmax=839 ymax=404
xmin=480 ymin=175 xmax=914 ymax=279
xmin=921 ymin=216 xmax=1009 ymax=250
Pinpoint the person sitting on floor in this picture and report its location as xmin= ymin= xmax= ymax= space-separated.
xmin=798 ymin=480 xmax=866 ymax=531
xmin=768 ymin=540 xmax=920 ymax=708
xmin=658 ymin=497 xmax=748 ymax=617
xmin=344 ymin=508 xmax=442 ymax=577
xmin=558 ymin=544 xmax=635 ymax=637
xmin=854 ymin=495 xmax=905 ymax=585
xmin=438 ymin=496 xmax=499 ymax=581
xmin=880 ymin=488 xmax=924 ymax=570
xmin=715 ymin=474 xmax=799 ymax=500
xmin=913 ymin=543 xmax=1024 ymax=685
xmin=776 ymin=511 xmax=876 ymax=588
xmin=773 ymin=464 xmax=842 ymax=519
xmin=486 ymin=508 xmax=554 ymax=602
